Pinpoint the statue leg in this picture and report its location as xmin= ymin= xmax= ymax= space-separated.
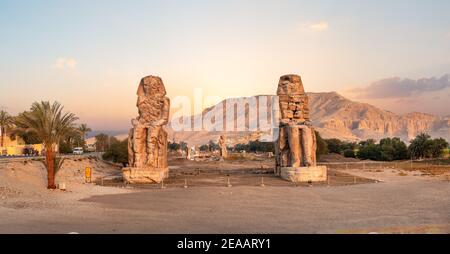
xmin=133 ymin=126 xmax=147 ymax=168
xmin=310 ymin=127 xmax=317 ymax=166
xmin=158 ymin=129 xmax=168 ymax=168
xmin=146 ymin=126 xmax=160 ymax=168
xmin=128 ymin=128 xmax=135 ymax=167
xmin=276 ymin=126 xmax=290 ymax=174
xmin=300 ymin=126 xmax=314 ymax=166
xmin=287 ymin=125 xmax=302 ymax=167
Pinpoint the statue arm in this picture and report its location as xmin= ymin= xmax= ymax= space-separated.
xmin=161 ymin=97 xmax=170 ymax=125
xmin=144 ymin=97 xmax=170 ymax=127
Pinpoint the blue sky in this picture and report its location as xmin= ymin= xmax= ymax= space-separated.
xmin=1 ymin=0 xmax=450 ymax=130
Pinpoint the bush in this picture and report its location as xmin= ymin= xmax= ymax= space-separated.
xmin=324 ymin=138 xmax=356 ymax=155
xmin=102 ymin=139 xmax=128 ymax=166
xmin=233 ymin=141 xmax=274 ymax=153
xmin=409 ymin=133 xmax=448 ymax=159
xmin=357 ymin=139 xmax=381 ymax=160
xmin=325 ymin=139 xmax=342 ymax=154
xmin=315 ymin=131 xmax=328 ymax=158
xmin=343 ymin=149 xmax=356 ymax=158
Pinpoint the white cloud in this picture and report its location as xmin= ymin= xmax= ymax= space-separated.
xmin=53 ymin=57 xmax=77 ymax=70
xmin=308 ymin=21 xmax=329 ymax=32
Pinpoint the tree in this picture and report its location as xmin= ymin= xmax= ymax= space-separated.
xmin=59 ymin=128 xmax=84 ymax=154
xmin=168 ymin=141 xmax=181 ymax=151
xmin=78 ymin=123 xmax=92 ymax=144
xmin=103 ymin=139 xmax=128 ymax=166
xmin=180 ymin=141 xmax=188 ymax=150
xmin=13 ymin=101 xmax=78 ymax=189
xmin=199 ymin=144 xmax=209 ymax=152
xmin=344 ymin=149 xmax=356 ymax=158
xmin=325 ymin=138 xmax=342 ymax=154
xmin=429 ymin=138 xmax=449 ymax=158
xmin=409 ymin=133 xmax=432 ymax=159
xmin=391 ymin=137 xmax=408 ymax=160
xmin=208 ymin=140 xmax=220 ymax=151
xmin=315 ymin=131 xmax=328 ymax=158
xmin=357 ymin=139 xmax=380 ymax=160
xmin=0 ymin=110 xmax=13 ymax=147
xmin=95 ymin=133 xmax=110 ymax=152
xmin=233 ymin=141 xmax=273 ymax=153
xmin=378 ymin=138 xmax=408 ymax=161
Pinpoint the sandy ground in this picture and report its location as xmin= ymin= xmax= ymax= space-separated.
xmin=0 ymin=157 xmax=449 ymax=234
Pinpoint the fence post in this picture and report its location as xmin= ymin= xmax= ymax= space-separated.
xmin=161 ymin=178 xmax=166 ymax=189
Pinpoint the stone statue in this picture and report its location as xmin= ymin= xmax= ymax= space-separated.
xmin=275 ymin=74 xmax=327 ymax=182
xmin=123 ymin=75 xmax=170 ymax=183
xmin=218 ymin=135 xmax=228 ymax=159
xmin=186 ymin=146 xmax=191 ymax=160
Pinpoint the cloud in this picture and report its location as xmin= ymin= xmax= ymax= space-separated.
xmin=53 ymin=57 xmax=77 ymax=70
xmin=297 ymin=21 xmax=329 ymax=32
xmin=308 ymin=21 xmax=329 ymax=32
xmin=349 ymin=74 xmax=450 ymax=99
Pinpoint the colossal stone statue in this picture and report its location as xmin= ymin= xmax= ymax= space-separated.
xmin=218 ymin=135 xmax=228 ymax=160
xmin=123 ymin=75 xmax=170 ymax=184
xmin=275 ymin=74 xmax=327 ymax=182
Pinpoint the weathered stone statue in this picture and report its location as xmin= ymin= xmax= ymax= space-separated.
xmin=186 ymin=146 xmax=192 ymax=160
xmin=275 ymin=74 xmax=327 ymax=182
xmin=218 ymin=135 xmax=228 ymax=159
xmin=123 ymin=75 xmax=170 ymax=183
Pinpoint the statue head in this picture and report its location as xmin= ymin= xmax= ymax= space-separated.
xmin=137 ymin=75 xmax=166 ymax=98
xmin=277 ymin=74 xmax=305 ymax=95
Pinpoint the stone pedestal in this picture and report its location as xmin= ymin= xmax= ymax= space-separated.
xmin=122 ymin=167 xmax=169 ymax=184
xmin=280 ymin=166 xmax=327 ymax=183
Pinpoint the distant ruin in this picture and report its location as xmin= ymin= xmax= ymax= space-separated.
xmin=218 ymin=135 xmax=228 ymax=160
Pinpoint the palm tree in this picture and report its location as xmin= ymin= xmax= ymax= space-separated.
xmin=0 ymin=110 xmax=13 ymax=147
xmin=14 ymin=101 xmax=78 ymax=189
xmin=78 ymin=123 xmax=92 ymax=144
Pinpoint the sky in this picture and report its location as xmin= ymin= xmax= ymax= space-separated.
xmin=1 ymin=0 xmax=450 ymax=131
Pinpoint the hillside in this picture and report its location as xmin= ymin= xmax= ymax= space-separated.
xmin=167 ymin=92 xmax=450 ymax=146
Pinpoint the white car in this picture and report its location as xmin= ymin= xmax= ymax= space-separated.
xmin=72 ymin=147 xmax=84 ymax=155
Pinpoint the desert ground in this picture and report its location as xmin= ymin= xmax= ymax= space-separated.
xmin=0 ymin=155 xmax=449 ymax=234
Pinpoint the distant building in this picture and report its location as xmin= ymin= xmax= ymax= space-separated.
xmin=0 ymin=129 xmax=43 ymax=156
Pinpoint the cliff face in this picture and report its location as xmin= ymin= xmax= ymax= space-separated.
xmin=167 ymin=92 xmax=450 ymax=145
xmin=308 ymin=92 xmax=448 ymax=141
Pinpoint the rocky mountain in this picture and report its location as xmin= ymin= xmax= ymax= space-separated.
xmin=308 ymin=92 xmax=449 ymax=142
xmin=165 ymin=92 xmax=450 ymax=146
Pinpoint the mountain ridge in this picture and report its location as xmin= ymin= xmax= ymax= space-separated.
xmin=167 ymin=92 xmax=449 ymax=146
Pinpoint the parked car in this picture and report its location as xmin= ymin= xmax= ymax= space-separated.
xmin=72 ymin=147 xmax=84 ymax=155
